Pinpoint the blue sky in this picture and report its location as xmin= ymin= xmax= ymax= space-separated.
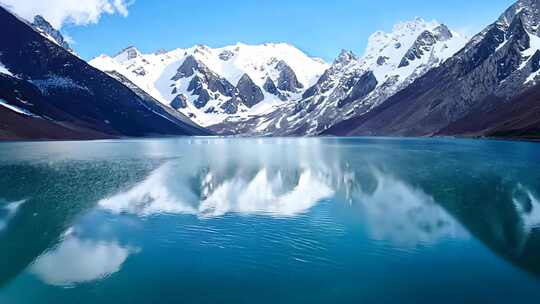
xmin=61 ymin=0 xmax=516 ymax=61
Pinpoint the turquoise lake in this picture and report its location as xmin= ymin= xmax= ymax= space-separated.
xmin=0 ymin=137 xmax=539 ymax=303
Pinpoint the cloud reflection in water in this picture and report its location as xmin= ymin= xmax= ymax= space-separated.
xmin=99 ymin=139 xmax=337 ymax=218
xmin=513 ymin=185 xmax=540 ymax=233
xmin=353 ymin=171 xmax=464 ymax=246
xmin=31 ymin=232 xmax=134 ymax=287
xmin=99 ymin=163 xmax=334 ymax=218
xmin=0 ymin=200 xmax=26 ymax=231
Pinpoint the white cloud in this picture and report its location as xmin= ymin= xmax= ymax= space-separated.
xmin=62 ymin=32 xmax=76 ymax=45
xmin=0 ymin=0 xmax=134 ymax=29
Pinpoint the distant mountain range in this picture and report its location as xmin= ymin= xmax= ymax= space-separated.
xmin=89 ymin=43 xmax=328 ymax=127
xmin=0 ymin=0 xmax=539 ymax=140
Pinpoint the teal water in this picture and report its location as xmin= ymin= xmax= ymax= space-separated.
xmin=0 ymin=137 xmax=539 ymax=303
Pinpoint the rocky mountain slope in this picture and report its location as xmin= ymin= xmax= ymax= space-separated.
xmin=324 ymin=0 xmax=540 ymax=139
xmin=90 ymin=43 xmax=328 ymax=126
xmin=211 ymin=18 xmax=468 ymax=136
xmin=440 ymin=83 xmax=540 ymax=139
xmin=0 ymin=7 xmax=210 ymax=140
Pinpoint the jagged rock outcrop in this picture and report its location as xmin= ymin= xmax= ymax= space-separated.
xmin=218 ymin=50 xmax=234 ymax=61
xmin=302 ymin=50 xmax=359 ymax=99
xmin=377 ymin=56 xmax=389 ymax=66
xmin=173 ymin=55 xmax=237 ymax=109
xmin=221 ymin=96 xmax=241 ymax=114
xmin=171 ymin=55 xmax=199 ymax=80
xmin=276 ymin=60 xmax=304 ymax=92
xmin=336 ymin=71 xmax=378 ymax=108
xmin=399 ymin=24 xmax=453 ymax=67
xmin=263 ymin=77 xmax=287 ymax=101
xmin=237 ymin=74 xmax=264 ymax=107
xmin=115 ymin=46 xmax=140 ymax=60
xmin=263 ymin=77 xmax=277 ymax=94
xmin=170 ymin=94 xmax=188 ymax=109
xmin=31 ymin=15 xmax=73 ymax=53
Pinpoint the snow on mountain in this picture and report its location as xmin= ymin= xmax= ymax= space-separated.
xmin=362 ymin=18 xmax=467 ymax=86
xmin=179 ymin=43 xmax=324 ymax=88
xmin=90 ymin=43 xmax=328 ymax=126
xmin=0 ymin=98 xmax=38 ymax=117
xmin=0 ymin=61 xmax=14 ymax=77
xmin=211 ymin=18 xmax=468 ymax=136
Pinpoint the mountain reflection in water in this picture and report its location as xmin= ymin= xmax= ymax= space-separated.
xmin=0 ymin=138 xmax=539 ymax=302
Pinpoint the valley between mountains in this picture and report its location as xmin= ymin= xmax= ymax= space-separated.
xmin=1 ymin=0 xmax=539 ymax=140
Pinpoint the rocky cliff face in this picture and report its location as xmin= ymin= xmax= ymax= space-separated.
xmin=172 ymin=55 xmax=239 ymax=112
xmin=237 ymin=74 xmax=264 ymax=108
xmin=399 ymin=25 xmax=453 ymax=68
xmin=437 ymin=83 xmax=540 ymax=140
xmin=276 ymin=60 xmax=304 ymax=92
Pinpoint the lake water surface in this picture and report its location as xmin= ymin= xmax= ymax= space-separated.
xmin=0 ymin=137 xmax=540 ymax=303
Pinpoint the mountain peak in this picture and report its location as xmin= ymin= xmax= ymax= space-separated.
xmin=33 ymin=15 xmax=53 ymax=28
xmin=334 ymin=49 xmax=358 ymax=65
xmin=498 ymin=0 xmax=540 ymax=35
xmin=365 ymin=18 xmax=441 ymax=58
xmin=114 ymin=46 xmax=140 ymax=61
xmin=31 ymin=15 xmax=73 ymax=53
xmin=433 ymin=24 xmax=453 ymax=41
xmin=194 ymin=44 xmax=211 ymax=52
xmin=155 ymin=48 xmax=168 ymax=55
xmin=392 ymin=17 xmax=440 ymax=34
xmin=515 ymin=0 xmax=540 ymax=11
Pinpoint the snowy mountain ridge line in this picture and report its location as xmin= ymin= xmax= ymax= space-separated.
xmin=92 ymin=42 xmax=328 ymax=90
xmin=356 ymin=17 xmax=468 ymax=87
xmin=89 ymin=18 xmax=467 ymax=129
xmin=90 ymin=42 xmax=329 ymax=126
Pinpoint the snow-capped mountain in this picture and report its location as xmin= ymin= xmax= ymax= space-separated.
xmin=212 ymin=18 xmax=468 ymax=135
xmin=325 ymin=0 xmax=540 ymax=139
xmin=90 ymin=43 xmax=328 ymax=126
